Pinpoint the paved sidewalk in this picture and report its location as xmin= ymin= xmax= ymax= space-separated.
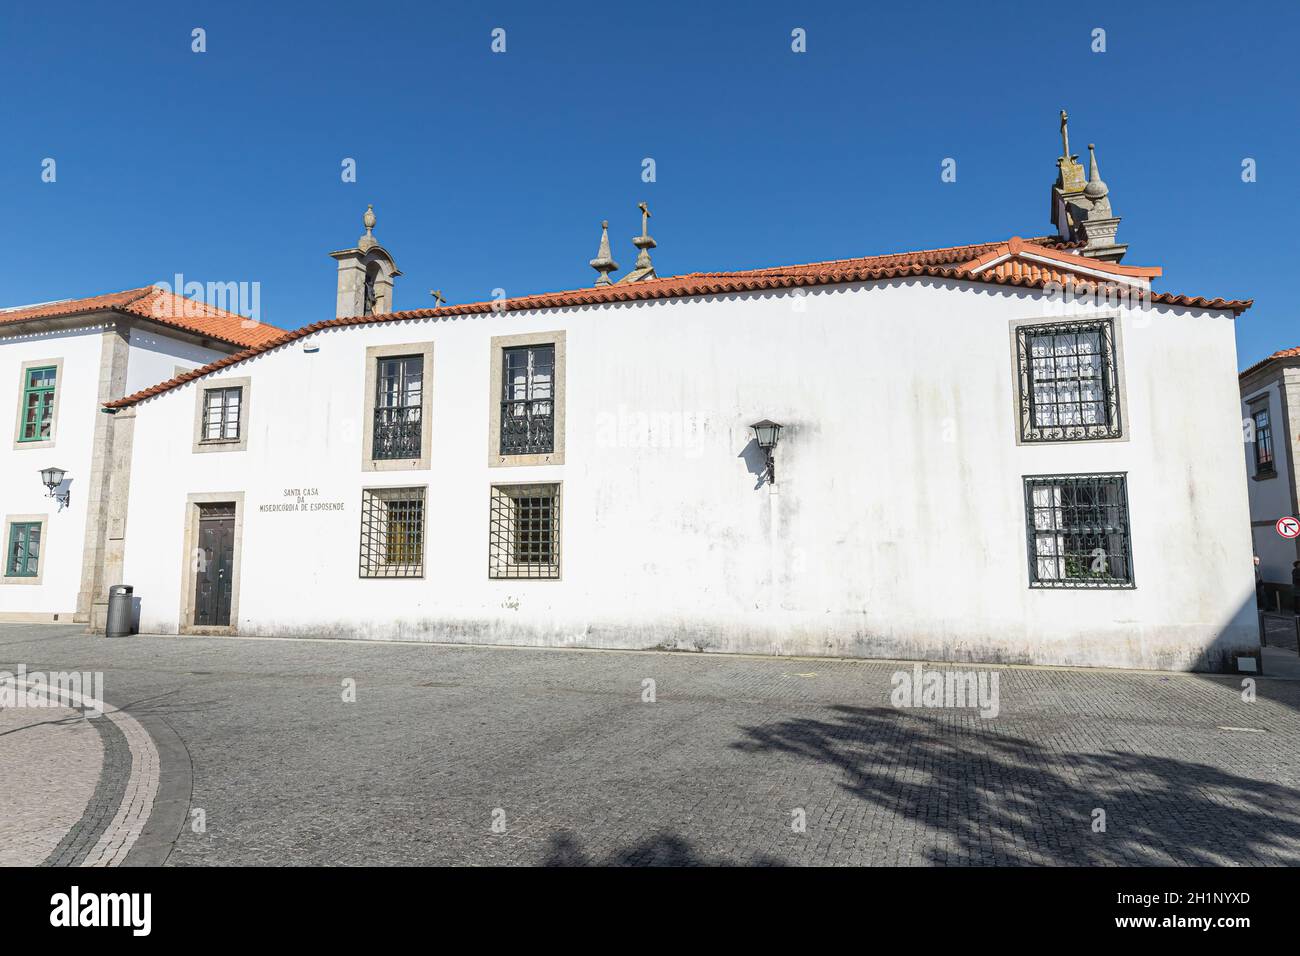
xmin=4 ymin=624 xmax=1300 ymax=866
xmin=0 ymin=698 xmax=103 ymax=866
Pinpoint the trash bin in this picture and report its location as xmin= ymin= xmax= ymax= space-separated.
xmin=105 ymin=584 xmax=134 ymax=638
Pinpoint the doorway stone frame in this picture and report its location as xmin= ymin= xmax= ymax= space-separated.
xmin=178 ymin=491 xmax=245 ymax=635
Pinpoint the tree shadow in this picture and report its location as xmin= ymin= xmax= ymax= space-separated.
xmin=543 ymin=830 xmax=788 ymax=867
xmin=732 ymin=705 xmax=1300 ymax=866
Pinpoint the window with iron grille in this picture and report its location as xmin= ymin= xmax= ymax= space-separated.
xmin=359 ymin=487 xmax=425 ymax=577
xmin=489 ymin=483 xmax=560 ymax=579
xmin=201 ymin=387 xmax=242 ymax=441
xmin=1252 ymin=405 xmax=1275 ymax=476
xmin=500 ymin=345 xmax=554 ymax=456
xmin=5 ymin=521 xmax=41 ymax=577
xmin=1024 ymin=474 xmax=1133 ymax=588
xmin=1015 ymin=319 xmax=1121 ymax=442
xmin=373 ymin=355 xmax=423 ymax=460
xmin=18 ymin=365 xmax=57 ymax=442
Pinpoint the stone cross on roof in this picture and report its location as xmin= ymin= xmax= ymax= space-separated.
xmin=621 ymin=201 xmax=657 ymax=281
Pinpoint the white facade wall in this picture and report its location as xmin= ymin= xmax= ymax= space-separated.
xmin=119 ymin=279 xmax=1258 ymax=670
xmin=126 ymin=326 xmax=227 ymax=394
xmin=0 ymin=318 xmax=227 ymax=620
xmin=0 ymin=325 xmax=105 ymax=617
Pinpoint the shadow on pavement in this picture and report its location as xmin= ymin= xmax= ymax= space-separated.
xmin=731 ymin=705 xmax=1300 ymax=866
xmin=543 ymin=831 xmax=788 ymax=867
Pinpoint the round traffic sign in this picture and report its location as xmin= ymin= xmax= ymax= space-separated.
xmin=1277 ymin=516 xmax=1300 ymax=539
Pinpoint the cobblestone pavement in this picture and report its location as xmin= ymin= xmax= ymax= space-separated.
xmin=4 ymin=624 xmax=1300 ymax=866
xmin=0 ymin=691 xmax=103 ymax=866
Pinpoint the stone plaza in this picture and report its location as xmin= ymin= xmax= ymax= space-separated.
xmin=3 ymin=623 xmax=1298 ymax=867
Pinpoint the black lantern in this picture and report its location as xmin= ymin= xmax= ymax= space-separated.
xmin=40 ymin=466 xmax=70 ymax=511
xmin=749 ymin=420 xmax=783 ymax=484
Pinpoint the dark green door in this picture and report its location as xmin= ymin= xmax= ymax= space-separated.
xmin=195 ymin=503 xmax=235 ymax=626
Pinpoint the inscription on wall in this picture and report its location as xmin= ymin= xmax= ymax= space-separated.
xmin=259 ymin=488 xmax=346 ymax=514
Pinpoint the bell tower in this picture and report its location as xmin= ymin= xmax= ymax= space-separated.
xmin=1049 ymin=111 xmax=1127 ymax=263
xmin=330 ymin=205 xmax=402 ymax=318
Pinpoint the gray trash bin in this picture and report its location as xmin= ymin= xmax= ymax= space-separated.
xmin=105 ymin=584 xmax=134 ymax=637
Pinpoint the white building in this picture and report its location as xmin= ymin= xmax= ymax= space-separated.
xmin=0 ymin=286 xmax=280 ymax=624
xmin=1239 ymin=346 xmax=1300 ymax=607
xmin=16 ymin=118 xmax=1264 ymax=672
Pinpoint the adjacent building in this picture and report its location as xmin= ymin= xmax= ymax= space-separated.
xmin=0 ymin=287 xmax=279 ymax=624
xmin=1239 ymin=346 xmax=1300 ymax=607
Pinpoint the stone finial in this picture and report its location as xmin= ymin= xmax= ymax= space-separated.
xmin=358 ymin=204 xmax=378 ymax=252
xmin=429 ymin=289 xmax=447 ymax=307
xmin=589 ymin=220 xmax=619 ymax=286
xmin=1084 ymin=144 xmax=1109 ymax=203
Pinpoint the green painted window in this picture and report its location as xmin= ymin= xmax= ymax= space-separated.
xmin=6 ymin=522 xmax=41 ymax=577
xmin=19 ymin=365 xmax=57 ymax=442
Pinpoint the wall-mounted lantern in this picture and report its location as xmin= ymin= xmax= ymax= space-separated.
xmin=750 ymin=420 xmax=783 ymax=484
xmin=40 ymin=466 xmax=70 ymax=511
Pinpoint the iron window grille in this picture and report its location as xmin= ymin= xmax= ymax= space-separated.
xmin=489 ymin=483 xmax=561 ymax=579
xmin=373 ymin=355 xmax=423 ymax=460
xmin=359 ymin=487 xmax=426 ymax=577
xmin=201 ymin=387 xmax=242 ymax=441
xmin=5 ymin=521 xmax=41 ymax=577
xmin=1252 ymin=405 xmax=1275 ymax=475
xmin=500 ymin=344 xmax=555 ymax=456
xmin=1024 ymin=474 xmax=1134 ymax=589
xmin=18 ymin=365 xmax=57 ymax=442
xmin=1016 ymin=319 xmax=1121 ymax=442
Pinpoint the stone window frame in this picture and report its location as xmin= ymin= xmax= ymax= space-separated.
xmin=1023 ymin=472 xmax=1136 ymax=590
xmin=1 ymin=513 xmax=48 ymax=586
xmin=361 ymin=341 xmax=434 ymax=472
xmin=1009 ymin=315 xmax=1128 ymax=445
xmin=192 ymin=375 xmax=252 ymax=454
xmin=488 ymin=481 xmax=563 ymax=580
xmin=488 ymin=330 xmax=566 ymax=467
xmin=358 ymin=484 xmax=428 ymax=579
xmin=12 ymin=357 xmax=64 ymax=451
xmin=178 ymin=491 xmax=245 ymax=636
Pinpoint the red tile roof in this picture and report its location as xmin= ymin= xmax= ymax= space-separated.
xmin=105 ymin=237 xmax=1254 ymax=410
xmin=1241 ymin=346 xmax=1300 ymax=378
xmin=963 ymin=236 xmax=1163 ymax=284
xmin=0 ymin=285 xmax=282 ymax=349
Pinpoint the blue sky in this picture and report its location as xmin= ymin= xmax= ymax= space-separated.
xmin=2 ymin=0 xmax=1295 ymax=367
